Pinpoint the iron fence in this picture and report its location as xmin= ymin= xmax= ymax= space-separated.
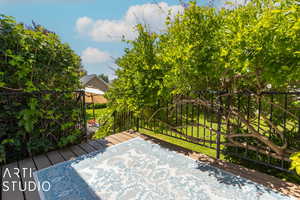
xmin=2 ymin=89 xmax=299 ymax=172
xmin=113 ymin=91 xmax=300 ymax=172
xmin=113 ymin=111 xmax=136 ymax=134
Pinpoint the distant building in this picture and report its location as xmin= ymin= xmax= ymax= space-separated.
xmin=80 ymin=74 xmax=109 ymax=104
xmin=80 ymin=74 xmax=109 ymax=92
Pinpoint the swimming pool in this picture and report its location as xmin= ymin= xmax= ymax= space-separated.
xmin=34 ymin=137 xmax=294 ymax=200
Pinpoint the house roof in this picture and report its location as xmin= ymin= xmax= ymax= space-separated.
xmin=80 ymin=74 xmax=110 ymax=87
xmin=80 ymin=74 xmax=97 ymax=85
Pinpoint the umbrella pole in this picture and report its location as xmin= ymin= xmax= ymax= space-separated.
xmin=91 ymin=94 xmax=95 ymax=121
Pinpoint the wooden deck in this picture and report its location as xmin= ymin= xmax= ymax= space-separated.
xmin=1 ymin=131 xmax=299 ymax=200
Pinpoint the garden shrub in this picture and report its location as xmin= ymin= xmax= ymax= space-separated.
xmin=86 ymin=103 xmax=107 ymax=109
xmin=0 ymin=15 xmax=84 ymax=162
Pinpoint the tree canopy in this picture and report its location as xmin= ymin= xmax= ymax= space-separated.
xmin=107 ymin=0 xmax=300 ymax=113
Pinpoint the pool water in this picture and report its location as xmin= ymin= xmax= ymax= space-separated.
xmin=34 ymin=137 xmax=294 ymax=200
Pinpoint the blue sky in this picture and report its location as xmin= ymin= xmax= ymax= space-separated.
xmin=0 ymin=0 xmax=225 ymax=80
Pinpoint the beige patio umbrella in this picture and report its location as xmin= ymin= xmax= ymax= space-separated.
xmin=84 ymin=87 xmax=107 ymax=121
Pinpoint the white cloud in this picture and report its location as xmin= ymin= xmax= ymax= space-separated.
xmin=75 ymin=16 xmax=93 ymax=34
xmin=81 ymin=47 xmax=111 ymax=64
xmin=75 ymin=2 xmax=184 ymax=42
xmin=89 ymin=20 xmax=137 ymax=42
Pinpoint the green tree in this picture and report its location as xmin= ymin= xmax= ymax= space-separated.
xmin=106 ymin=25 xmax=169 ymax=116
xmin=98 ymin=73 xmax=109 ymax=83
xmin=108 ymin=0 xmax=299 ymax=110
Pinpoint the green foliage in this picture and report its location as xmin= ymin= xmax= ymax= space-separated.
xmin=86 ymin=103 xmax=107 ymax=110
xmin=108 ymin=0 xmax=300 ymax=114
xmin=92 ymin=108 xmax=115 ymax=139
xmin=58 ymin=129 xmax=82 ymax=148
xmin=98 ymin=74 xmax=109 ymax=83
xmin=218 ymin=0 xmax=300 ymax=90
xmin=86 ymin=108 xmax=110 ymax=126
xmin=107 ymin=0 xmax=300 ymax=135
xmin=0 ymin=145 xmax=5 ymax=163
xmin=0 ymin=15 xmax=83 ymax=162
xmin=18 ymin=98 xmax=40 ymax=133
xmin=290 ymin=152 xmax=300 ymax=176
xmin=161 ymin=2 xmax=224 ymax=93
xmin=0 ymin=15 xmax=81 ymax=91
xmin=0 ymin=139 xmax=14 ymax=163
xmin=107 ymin=24 xmax=171 ymax=116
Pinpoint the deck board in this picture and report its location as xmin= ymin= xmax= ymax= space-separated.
xmin=114 ymin=133 xmax=129 ymax=142
xmin=18 ymin=158 xmax=40 ymax=200
xmin=123 ymin=132 xmax=139 ymax=138
xmin=33 ymin=155 xmax=51 ymax=170
xmin=95 ymin=139 xmax=114 ymax=147
xmin=87 ymin=140 xmax=105 ymax=150
xmin=115 ymin=132 xmax=133 ymax=141
xmin=46 ymin=151 xmax=64 ymax=165
xmin=1 ymin=162 xmax=24 ymax=200
xmin=78 ymin=143 xmax=95 ymax=153
xmin=0 ymin=165 xmax=1 ymax=200
xmin=58 ymin=148 xmax=76 ymax=161
xmin=69 ymin=145 xmax=87 ymax=156
xmin=106 ymin=135 xmax=122 ymax=144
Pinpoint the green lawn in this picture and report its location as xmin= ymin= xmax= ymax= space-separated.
xmin=139 ymin=128 xmax=224 ymax=159
xmin=86 ymin=108 xmax=108 ymax=123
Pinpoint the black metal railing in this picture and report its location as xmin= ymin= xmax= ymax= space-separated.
xmin=2 ymin=89 xmax=299 ymax=172
xmin=112 ymin=91 xmax=300 ymax=172
xmin=113 ymin=111 xmax=136 ymax=134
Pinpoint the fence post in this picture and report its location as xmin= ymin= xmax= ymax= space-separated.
xmin=82 ymin=91 xmax=88 ymax=139
xmin=113 ymin=111 xmax=116 ymax=134
xmin=136 ymin=115 xmax=140 ymax=132
xmin=216 ymin=93 xmax=222 ymax=159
